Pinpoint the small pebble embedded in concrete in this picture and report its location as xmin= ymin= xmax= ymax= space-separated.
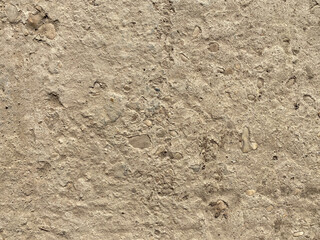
xmin=246 ymin=190 xmax=256 ymax=196
xmin=293 ymin=232 xmax=304 ymax=237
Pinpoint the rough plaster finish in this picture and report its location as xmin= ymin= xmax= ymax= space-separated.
xmin=0 ymin=0 xmax=320 ymax=239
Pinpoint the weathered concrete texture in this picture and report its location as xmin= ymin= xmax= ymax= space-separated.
xmin=0 ymin=0 xmax=320 ymax=239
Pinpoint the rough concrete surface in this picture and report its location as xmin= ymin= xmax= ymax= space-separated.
xmin=0 ymin=0 xmax=320 ymax=239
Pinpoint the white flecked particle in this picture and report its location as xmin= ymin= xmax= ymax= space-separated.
xmin=293 ymin=232 xmax=304 ymax=237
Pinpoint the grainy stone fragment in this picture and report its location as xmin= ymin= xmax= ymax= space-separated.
xmin=216 ymin=200 xmax=228 ymax=211
xmin=312 ymin=6 xmax=320 ymax=16
xmin=241 ymin=127 xmax=258 ymax=153
xmin=293 ymin=232 xmax=304 ymax=237
xmin=257 ymin=78 xmax=264 ymax=88
xmin=105 ymin=106 xmax=122 ymax=123
xmin=38 ymin=23 xmax=56 ymax=39
xmin=128 ymin=135 xmax=151 ymax=149
xmin=23 ymin=28 xmax=29 ymax=36
xmin=241 ymin=127 xmax=251 ymax=153
xmin=208 ymin=42 xmax=219 ymax=52
xmin=286 ymin=76 xmax=296 ymax=87
xmin=189 ymin=164 xmax=202 ymax=172
xmin=173 ymin=152 xmax=183 ymax=159
xmin=247 ymin=94 xmax=256 ymax=101
xmin=224 ymin=67 xmax=233 ymax=75
xmin=27 ymin=13 xmax=44 ymax=29
xmin=246 ymin=189 xmax=256 ymax=196
xmin=6 ymin=4 xmax=19 ymax=23
xmin=266 ymin=206 xmax=273 ymax=212
xmin=156 ymin=129 xmax=166 ymax=138
xmin=305 ymin=66 xmax=314 ymax=79
xmin=192 ymin=25 xmax=201 ymax=38
xmin=144 ymin=120 xmax=152 ymax=127
xmin=169 ymin=130 xmax=178 ymax=137
xmin=250 ymin=142 xmax=258 ymax=150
